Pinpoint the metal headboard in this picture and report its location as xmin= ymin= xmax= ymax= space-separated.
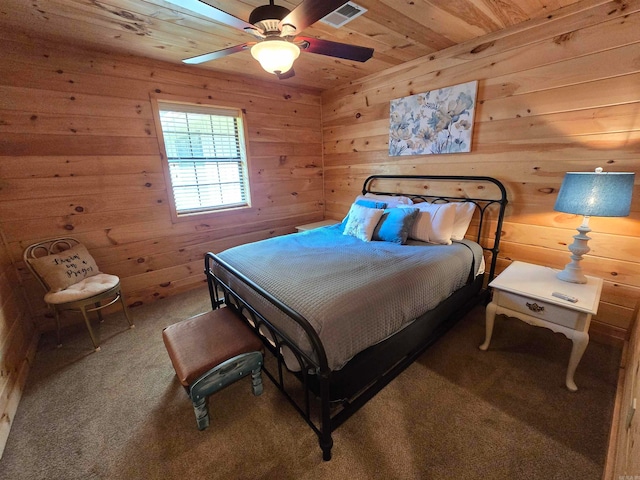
xmin=362 ymin=175 xmax=508 ymax=283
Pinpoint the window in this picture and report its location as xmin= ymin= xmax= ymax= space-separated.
xmin=156 ymin=101 xmax=250 ymax=216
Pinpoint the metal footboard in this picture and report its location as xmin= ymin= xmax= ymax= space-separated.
xmin=205 ymin=252 xmax=335 ymax=460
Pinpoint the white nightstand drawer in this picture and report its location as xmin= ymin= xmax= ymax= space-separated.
xmin=495 ymin=291 xmax=585 ymax=330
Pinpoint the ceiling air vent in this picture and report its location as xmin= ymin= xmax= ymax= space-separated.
xmin=319 ymin=1 xmax=367 ymax=28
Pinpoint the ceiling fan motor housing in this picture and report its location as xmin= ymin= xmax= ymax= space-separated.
xmin=249 ymin=4 xmax=291 ymax=33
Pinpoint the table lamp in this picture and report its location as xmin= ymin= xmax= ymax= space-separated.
xmin=554 ymin=167 xmax=635 ymax=283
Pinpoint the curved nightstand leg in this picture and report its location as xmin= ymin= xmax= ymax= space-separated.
xmin=566 ymin=331 xmax=589 ymax=392
xmin=479 ymin=302 xmax=497 ymax=351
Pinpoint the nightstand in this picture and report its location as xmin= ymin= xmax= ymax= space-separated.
xmin=295 ymin=219 xmax=340 ymax=232
xmin=479 ymin=261 xmax=603 ymax=391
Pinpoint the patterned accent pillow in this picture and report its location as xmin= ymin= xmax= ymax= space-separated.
xmin=342 ymin=203 xmax=385 ymax=242
xmin=28 ymin=244 xmax=100 ymax=292
xmin=340 ymin=199 xmax=387 ymax=229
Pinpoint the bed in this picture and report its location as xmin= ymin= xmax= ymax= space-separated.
xmin=204 ymin=174 xmax=507 ymax=460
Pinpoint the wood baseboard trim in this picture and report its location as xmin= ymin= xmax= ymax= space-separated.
xmin=0 ymin=330 xmax=40 ymax=459
xmin=602 ymin=339 xmax=628 ymax=480
xmin=590 ymin=320 xmax=627 ymax=348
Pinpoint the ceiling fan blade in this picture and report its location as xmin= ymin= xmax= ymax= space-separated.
xmin=297 ymin=37 xmax=373 ymax=62
xmin=183 ymin=43 xmax=252 ymax=64
xmin=280 ymin=0 xmax=349 ymax=33
xmin=276 ymin=68 xmax=296 ymax=80
xmin=164 ymin=0 xmax=261 ymax=34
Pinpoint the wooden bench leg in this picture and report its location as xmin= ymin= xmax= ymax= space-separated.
xmin=188 ymin=352 xmax=263 ymax=430
xmin=251 ymin=367 xmax=263 ymax=396
xmin=192 ymin=396 xmax=210 ymax=431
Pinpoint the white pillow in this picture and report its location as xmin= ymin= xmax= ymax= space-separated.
xmin=400 ymin=202 xmax=456 ymax=245
xmin=362 ymin=193 xmax=413 ymax=208
xmin=450 ymin=202 xmax=477 ymax=241
xmin=343 ymin=203 xmax=385 ymax=242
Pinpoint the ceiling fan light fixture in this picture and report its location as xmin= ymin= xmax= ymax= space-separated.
xmin=251 ymin=39 xmax=300 ymax=75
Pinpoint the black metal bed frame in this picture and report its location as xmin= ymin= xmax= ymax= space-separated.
xmin=204 ymin=175 xmax=507 ymax=461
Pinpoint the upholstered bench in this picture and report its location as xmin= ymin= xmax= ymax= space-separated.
xmin=162 ymin=307 xmax=264 ymax=430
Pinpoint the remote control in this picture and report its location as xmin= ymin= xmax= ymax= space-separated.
xmin=552 ymin=291 xmax=578 ymax=303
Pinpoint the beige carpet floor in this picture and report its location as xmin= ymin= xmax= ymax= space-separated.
xmin=0 ymin=286 xmax=621 ymax=480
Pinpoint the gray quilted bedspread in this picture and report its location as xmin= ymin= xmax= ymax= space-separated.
xmin=216 ymin=225 xmax=481 ymax=371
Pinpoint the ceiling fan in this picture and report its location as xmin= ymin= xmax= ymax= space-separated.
xmin=165 ymin=0 xmax=374 ymax=79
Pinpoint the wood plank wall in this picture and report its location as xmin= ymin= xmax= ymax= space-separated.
xmin=0 ymin=239 xmax=38 ymax=457
xmin=0 ymin=31 xmax=323 ymax=454
xmin=0 ymin=34 xmax=324 ymax=325
xmin=604 ymin=301 xmax=640 ymax=478
xmin=321 ymin=0 xmax=640 ymax=341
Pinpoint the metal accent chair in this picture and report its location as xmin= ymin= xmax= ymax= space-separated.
xmin=23 ymin=237 xmax=134 ymax=351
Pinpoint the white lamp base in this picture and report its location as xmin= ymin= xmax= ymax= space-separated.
xmin=557 ymin=264 xmax=588 ymax=284
xmin=557 ymin=221 xmax=591 ymax=284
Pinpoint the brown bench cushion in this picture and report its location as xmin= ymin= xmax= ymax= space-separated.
xmin=163 ymin=308 xmax=262 ymax=387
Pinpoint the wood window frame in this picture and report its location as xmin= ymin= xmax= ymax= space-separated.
xmin=150 ymin=94 xmax=253 ymax=223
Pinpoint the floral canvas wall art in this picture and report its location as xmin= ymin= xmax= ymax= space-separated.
xmin=389 ymin=80 xmax=478 ymax=156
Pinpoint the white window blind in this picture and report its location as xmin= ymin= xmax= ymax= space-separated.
xmin=157 ymin=102 xmax=249 ymax=215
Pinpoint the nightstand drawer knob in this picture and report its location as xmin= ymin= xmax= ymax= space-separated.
xmin=526 ymin=302 xmax=545 ymax=313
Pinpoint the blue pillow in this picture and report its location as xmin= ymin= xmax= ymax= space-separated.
xmin=355 ymin=199 xmax=387 ymax=209
xmin=340 ymin=199 xmax=387 ymax=229
xmin=372 ymin=208 xmax=419 ymax=244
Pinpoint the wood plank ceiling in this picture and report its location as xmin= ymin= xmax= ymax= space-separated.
xmin=1 ymin=0 xmax=581 ymax=90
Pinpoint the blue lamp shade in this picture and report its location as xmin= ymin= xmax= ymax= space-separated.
xmin=554 ymin=171 xmax=635 ymax=217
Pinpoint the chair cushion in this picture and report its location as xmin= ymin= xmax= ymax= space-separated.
xmin=163 ymin=308 xmax=263 ymax=387
xmin=44 ymin=273 xmax=120 ymax=304
xmin=28 ymin=244 xmax=100 ymax=292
